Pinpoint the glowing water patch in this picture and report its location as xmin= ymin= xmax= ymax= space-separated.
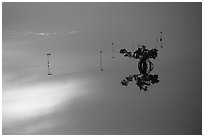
xmin=3 ymin=79 xmax=87 ymax=127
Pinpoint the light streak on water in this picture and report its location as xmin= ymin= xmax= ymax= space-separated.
xmin=3 ymin=78 xmax=88 ymax=132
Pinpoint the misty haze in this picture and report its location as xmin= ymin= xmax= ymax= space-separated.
xmin=2 ymin=2 xmax=202 ymax=135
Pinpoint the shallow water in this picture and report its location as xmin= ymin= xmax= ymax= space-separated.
xmin=2 ymin=69 xmax=202 ymax=135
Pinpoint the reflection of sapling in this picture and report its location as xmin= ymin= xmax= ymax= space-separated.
xmin=120 ymin=45 xmax=160 ymax=91
xmin=121 ymin=74 xmax=159 ymax=91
